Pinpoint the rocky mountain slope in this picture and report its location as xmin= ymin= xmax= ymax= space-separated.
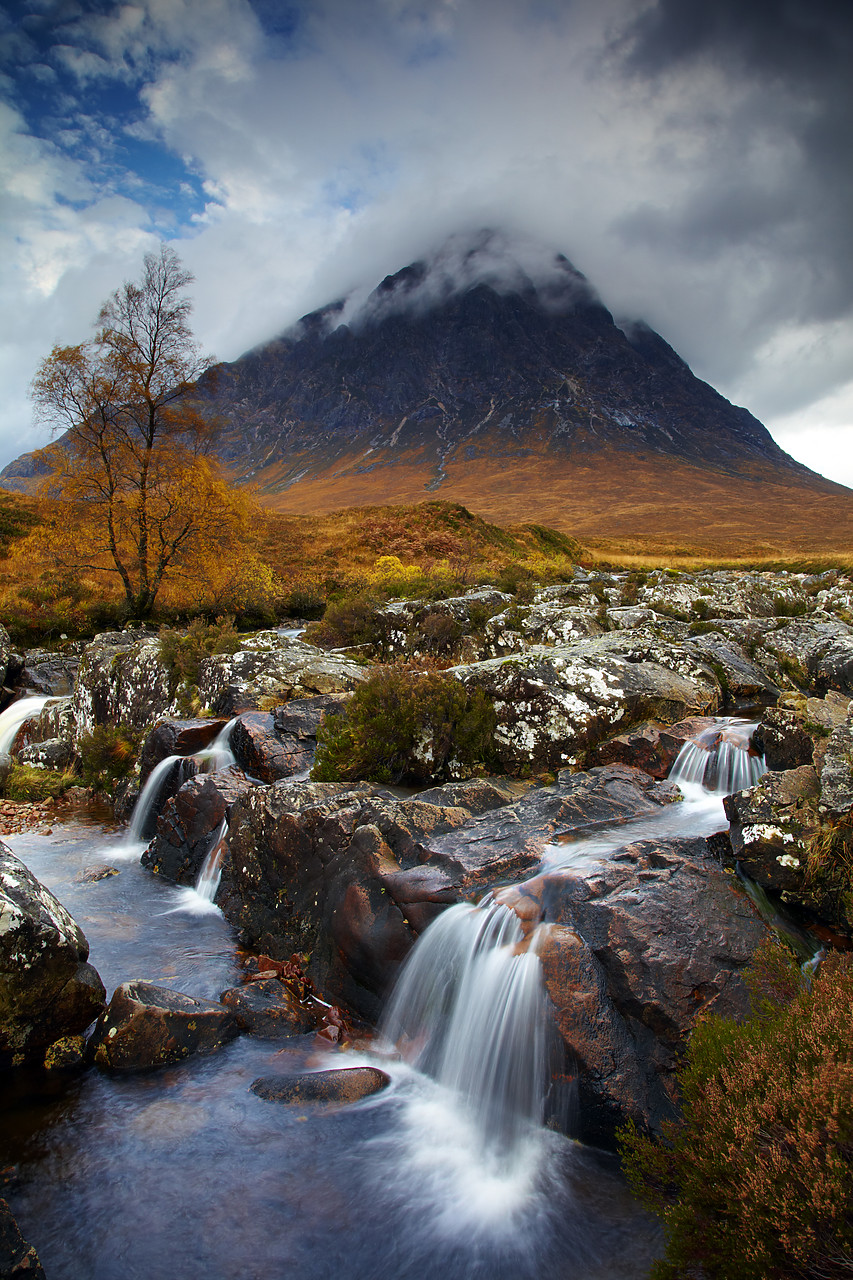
xmin=6 ymin=231 xmax=853 ymax=553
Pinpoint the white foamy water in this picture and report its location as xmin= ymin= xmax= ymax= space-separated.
xmin=0 ymin=695 xmax=49 ymax=756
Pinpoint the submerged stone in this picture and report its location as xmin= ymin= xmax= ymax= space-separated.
xmin=250 ymin=1066 xmax=390 ymax=1106
xmin=90 ymin=981 xmax=239 ymax=1072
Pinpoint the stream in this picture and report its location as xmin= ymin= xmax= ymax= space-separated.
xmin=0 ymin=721 xmax=770 ymax=1280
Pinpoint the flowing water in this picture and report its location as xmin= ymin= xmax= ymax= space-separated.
xmin=0 ymin=718 xmax=769 ymax=1279
xmin=0 ymin=695 xmax=50 ymax=755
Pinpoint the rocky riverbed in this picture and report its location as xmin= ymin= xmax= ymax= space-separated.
xmin=1 ymin=563 xmax=852 ymax=1277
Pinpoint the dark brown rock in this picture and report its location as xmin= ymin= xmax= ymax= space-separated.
xmin=91 ymin=981 xmax=239 ymax=1071
xmin=0 ymin=843 xmax=106 ymax=1069
xmin=230 ymin=697 xmax=347 ymax=783
xmin=138 ymin=717 xmax=229 ymax=784
xmin=142 ymin=767 xmax=255 ymax=885
xmin=537 ymin=834 xmax=770 ymax=1146
xmin=593 ymin=717 xmax=718 ymax=778
xmin=250 ymin=1066 xmax=390 ymax=1105
xmin=220 ymin=979 xmax=316 ymax=1037
xmin=218 ymin=765 xmax=679 ymax=1021
xmin=724 ymin=766 xmax=819 ymax=897
xmin=752 ymin=707 xmax=816 ymax=771
xmin=0 ymin=1198 xmax=46 ymax=1280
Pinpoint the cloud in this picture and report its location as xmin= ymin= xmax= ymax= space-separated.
xmin=1 ymin=0 xmax=851 ymax=493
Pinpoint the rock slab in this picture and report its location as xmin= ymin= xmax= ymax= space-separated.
xmin=0 ymin=842 xmax=105 ymax=1069
xmin=90 ymin=981 xmax=239 ymax=1071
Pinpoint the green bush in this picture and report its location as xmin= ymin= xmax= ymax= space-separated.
xmin=78 ymin=723 xmax=142 ymax=789
xmin=620 ymin=938 xmax=853 ymax=1279
xmin=3 ymin=764 xmax=77 ymax=801
xmin=158 ymin=615 xmax=241 ymax=690
xmin=303 ymin=593 xmax=383 ymax=650
xmin=312 ymin=665 xmax=498 ymax=784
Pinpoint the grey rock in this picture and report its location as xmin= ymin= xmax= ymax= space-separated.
xmin=0 ymin=842 xmax=106 ymax=1069
xmin=196 ymin=632 xmax=367 ymax=716
xmin=143 ymin=767 xmax=256 ymax=885
xmin=18 ymin=737 xmax=74 ymax=770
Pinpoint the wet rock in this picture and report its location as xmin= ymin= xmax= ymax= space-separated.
xmin=18 ymin=737 xmax=74 ymax=770
xmin=138 ymin=717 xmax=229 ymax=784
xmin=143 ymin=767 xmax=255 ymax=885
xmin=592 ymin=717 xmax=718 ymax=778
xmin=452 ymin=641 xmax=719 ymax=773
xmin=0 ymin=1197 xmax=46 ymax=1280
xmin=219 ymin=978 xmax=316 ymax=1037
xmin=753 ymin=706 xmax=818 ymax=770
xmin=538 ymin=834 xmax=770 ymax=1146
xmin=0 ymin=842 xmax=106 ymax=1069
xmin=250 ymin=1066 xmax=390 ymax=1105
xmin=414 ymin=776 xmax=523 ymax=815
xmin=724 ymin=767 xmax=819 ymax=896
xmin=90 ymin=981 xmax=239 ymax=1071
xmin=195 ymin=633 xmax=367 ymax=716
xmin=219 ymin=766 xmax=679 ymax=1021
xmin=16 ymin=647 xmax=81 ymax=696
xmin=231 ymin=696 xmax=346 ymax=782
xmin=75 ymin=864 xmax=119 ymax=883
xmin=43 ymin=1033 xmax=87 ymax=1070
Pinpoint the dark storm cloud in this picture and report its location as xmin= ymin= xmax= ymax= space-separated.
xmin=620 ymin=0 xmax=853 ymax=325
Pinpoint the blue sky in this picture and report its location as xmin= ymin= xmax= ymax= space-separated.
xmin=2 ymin=0 xmax=852 ymax=485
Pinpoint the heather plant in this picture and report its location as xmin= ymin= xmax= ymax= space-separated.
xmin=312 ymin=665 xmax=498 ymax=784
xmin=158 ymin=615 xmax=241 ymax=691
xmin=78 ymin=723 xmax=143 ymax=790
xmin=2 ymin=764 xmax=77 ymax=801
xmin=620 ymin=938 xmax=853 ymax=1279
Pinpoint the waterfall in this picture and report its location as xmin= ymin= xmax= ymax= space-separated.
xmin=193 ymin=718 xmax=237 ymax=773
xmin=126 ymin=754 xmax=195 ymax=846
xmin=380 ymin=901 xmax=550 ymax=1163
xmin=0 ymin=695 xmax=50 ymax=756
xmin=669 ymin=718 xmax=766 ymax=794
xmin=194 ymin=817 xmax=228 ymax=904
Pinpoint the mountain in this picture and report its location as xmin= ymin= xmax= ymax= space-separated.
xmin=6 ymin=231 xmax=853 ymax=555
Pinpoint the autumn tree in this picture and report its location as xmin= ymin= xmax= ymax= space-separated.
xmin=29 ymin=244 xmax=253 ymax=617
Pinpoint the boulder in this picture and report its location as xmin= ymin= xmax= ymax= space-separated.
xmin=724 ymin=767 xmax=819 ymax=897
xmin=452 ymin=639 xmax=719 ymax=773
xmin=753 ymin=706 xmax=819 ymax=770
xmin=0 ymin=843 xmax=106 ymax=1069
xmin=250 ymin=1066 xmax=390 ymax=1105
xmin=90 ymin=981 xmax=239 ymax=1071
xmin=751 ymin=617 xmax=853 ymax=695
xmin=536 ymin=833 xmax=771 ymax=1146
xmin=16 ymin=646 xmax=81 ymax=697
xmin=377 ymin=589 xmax=512 ymax=661
xmin=18 ymin=737 xmax=74 ymax=770
xmin=195 ymin=633 xmax=367 ymax=716
xmin=220 ymin=978 xmax=317 ymax=1037
xmin=142 ymin=767 xmax=255 ymax=885
xmin=818 ymin=717 xmax=853 ymax=817
xmin=0 ymin=1198 xmax=46 ymax=1280
xmin=231 ymin=695 xmax=346 ymax=782
xmin=592 ymin=717 xmax=719 ymax=778
xmin=218 ymin=766 xmax=679 ymax=1021
xmin=73 ymin=631 xmax=177 ymax=736
xmin=138 ymin=717 xmax=229 ymax=784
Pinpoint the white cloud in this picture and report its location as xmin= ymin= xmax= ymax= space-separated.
xmin=1 ymin=0 xmax=852 ymax=497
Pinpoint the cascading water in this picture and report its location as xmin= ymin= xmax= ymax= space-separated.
xmin=380 ymin=901 xmax=550 ymax=1165
xmin=0 ymin=695 xmax=49 ymax=756
xmin=122 ymin=754 xmax=196 ymax=854
xmin=193 ymin=718 xmax=237 ymax=773
xmin=669 ymin=717 xmax=766 ymax=794
xmin=193 ymin=817 xmax=228 ymax=904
